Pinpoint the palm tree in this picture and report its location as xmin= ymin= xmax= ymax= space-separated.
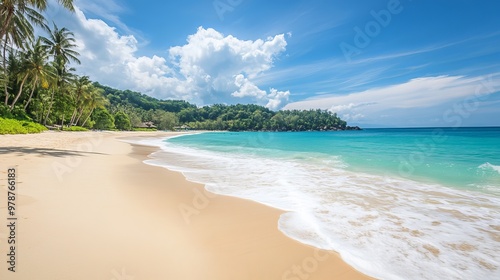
xmin=1 ymin=0 xmax=74 ymax=106
xmin=9 ymin=38 xmax=55 ymax=110
xmin=1 ymin=0 xmax=46 ymax=105
xmin=0 ymin=0 xmax=74 ymax=40
xmin=81 ymin=86 xmax=107 ymax=128
xmin=0 ymin=1 xmax=47 ymax=42
xmin=2 ymin=36 xmax=21 ymax=106
xmin=69 ymin=75 xmax=90 ymax=125
xmin=9 ymin=47 xmax=31 ymax=111
xmin=43 ymin=63 xmax=74 ymax=125
xmin=40 ymin=23 xmax=79 ymax=125
xmin=73 ymin=88 xmax=91 ymax=125
xmin=4 ymin=51 xmax=22 ymax=100
xmin=41 ymin=23 xmax=80 ymax=69
xmin=22 ymin=38 xmax=54 ymax=109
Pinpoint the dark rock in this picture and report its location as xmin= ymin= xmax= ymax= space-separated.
xmin=345 ymin=126 xmax=362 ymax=130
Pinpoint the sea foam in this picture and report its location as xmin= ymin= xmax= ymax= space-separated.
xmin=479 ymin=162 xmax=500 ymax=174
xmin=134 ymin=136 xmax=500 ymax=280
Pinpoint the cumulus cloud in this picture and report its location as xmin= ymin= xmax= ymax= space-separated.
xmin=230 ymin=74 xmax=289 ymax=109
xmin=61 ymin=7 xmax=290 ymax=108
xmin=266 ymin=88 xmax=290 ymax=110
xmin=232 ymin=74 xmax=267 ymax=98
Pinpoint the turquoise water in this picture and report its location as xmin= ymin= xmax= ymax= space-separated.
xmin=138 ymin=127 xmax=500 ymax=280
xmin=168 ymin=128 xmax=500 ymax=192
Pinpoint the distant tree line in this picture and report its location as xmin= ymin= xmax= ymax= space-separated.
xmin=95 ymin=84 xmax=350 ymax=131
xmin=177 ymin=104 xmax=347 ymax=131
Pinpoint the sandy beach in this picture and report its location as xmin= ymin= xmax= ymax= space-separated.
xmin=0 ymin=131 xmax=372 ymax=280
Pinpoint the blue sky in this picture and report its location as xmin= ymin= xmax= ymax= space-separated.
xmin=45 ymin=0 xmax=500 ymax=127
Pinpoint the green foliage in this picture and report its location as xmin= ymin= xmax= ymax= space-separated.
xmin=114 ymin=111 xmax=131 ymax=130
xmin=62 ymin=126 xmax=88 ymax=131
xmin=84 ymin=119 xmax=95 ymax=129
xmin=0 ymin=117 xmax=47 ymax=134
xmin=1 ymin=104 xmax=32 ymax=120
xmin=132 ymin=127 xmax=157 ymax=132
xmin=0 ymin=104 xmax=14 ymax=118
xmin=92 ymin=108 xmax=115 ymax=130
xmin=97 ymin=86 xmax=349 ymax=131
xmin=126 ymin=110 xmax=142 ymax=128
xmin=10 ymin=105 xmax=33 ymax=121
xmin=179 ymin=104 xmax=346 ymax=131
xmin=151 ymin=110 xmax=177 ymax=130
xmin=95 ymin=83 xmax=195 ymax=113
xmin=21 ymin=120 xmax=47 ymax=133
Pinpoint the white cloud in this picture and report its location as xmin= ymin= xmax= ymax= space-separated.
xmin=73 ymin=0 xmax=134 ymax=35
xmin=230 ymin=74 xmax=290 ymax=110
xmin=329 ymin=103 xmax=357 ymax=113
xmin=342 ymin=113 xmax=365 ymax=121
xmin=51 ymin=6 xmax=290 ymax=108
xmin=232 ymin=74 xmax=267 ymax=98
xmin=266 ymin=88 xmax=290 ymax=110
xmin=329 ymin=103 xmax=366 ymax=121
xmin=285 ymin=74 xmax=500 ymax=125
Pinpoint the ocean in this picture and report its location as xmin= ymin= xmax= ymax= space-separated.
xmin=139 ymin=127 xmax=500 ymax=279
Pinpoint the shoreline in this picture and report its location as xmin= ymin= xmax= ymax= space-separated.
xmin=0 ymin=131 xmax=373 ymax=279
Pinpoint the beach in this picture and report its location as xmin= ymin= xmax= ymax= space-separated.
xmin=0 ymin=131 xmax=371 ymax=280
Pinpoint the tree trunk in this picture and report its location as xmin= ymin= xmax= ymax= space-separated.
xmin=0 ymin=10 xmax=14 ymax=105
xmin=0 ymin=11 xmax=14 ymax=43
xmin=2 ymin=40 xmax=9 ymax=106
xmin=81 ymin=107 xmax=95 ymax=128
xmin=75 ymin=106 xmax=86 ymax=126
xmin=69 ymin=107 xmax=78 ymax=126
xmin=24 ymin=75 xmax=39 ymax=110
xmin=37 ymin=97 xmax=44 ymax=123
xmin=44 ymin=89 xmax=55 ymax=125
xmin=69 ymin=90 xmax=84 ymax=126
xmin=10 ymin=74 xmax=29 ymax=110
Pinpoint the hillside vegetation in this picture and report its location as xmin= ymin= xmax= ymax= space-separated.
xmin=0 ymin=1 xmax=356 ymax=134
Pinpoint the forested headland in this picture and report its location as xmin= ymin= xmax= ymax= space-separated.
xmin=0 ymin=0 xmax=358 ymax=134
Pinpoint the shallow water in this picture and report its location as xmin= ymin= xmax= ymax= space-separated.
xmin=138 ymin=128 xmax=500 ymax=279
